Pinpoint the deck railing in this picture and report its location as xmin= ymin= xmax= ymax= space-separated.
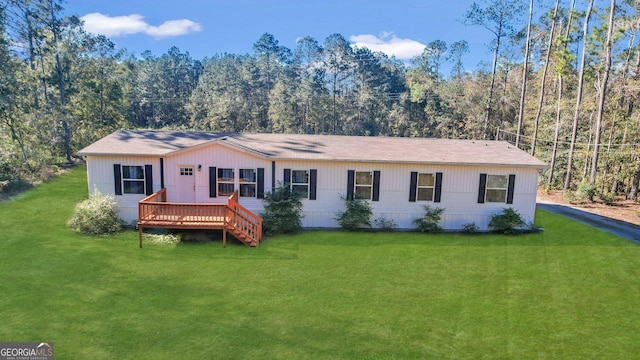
xmin=139 ymin=189 xmax=227 ymax=224
xmin=138 ymin=188 xmax=262 ymax=246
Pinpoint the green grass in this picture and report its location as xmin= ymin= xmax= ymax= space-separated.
xmin=1 ymin=166 xmax=640 ymax=359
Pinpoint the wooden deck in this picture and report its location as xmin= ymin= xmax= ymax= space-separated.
xmin=137 ymin=189 xmax=262 ymax=247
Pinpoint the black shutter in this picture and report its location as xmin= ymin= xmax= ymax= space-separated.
xmin=284 ymin=168 xmax=291 ymax=185
xmin=271 ymin=161 xmax=276 ymax=191
xmin=478 ymin=173 xmax=487 ymax=203
xmin=372 ymin=171 xmax=381 ymax=201
xmin=507 ymin=174 xmax=516 ymax=204
xmin=409 ymin=172 xmax=418 ymax=202
xmin=159 ymin=158 xmax=165 ymax=189
xmin=347 ymin=170 xmax=355 ymax=200
xmin=309 ymin=169 xmax=317 ymax=200
xmin=257 ymin=168 xmax=265 ymax=199
xmin=113 ymin=164 xmax=122 ymax=195
xmin=144 ymin=165 xmax=153 ymax=195
xmin=434 ymin=172 xmax=443 ymax=203
xmin=209 ymin=167 xmax=217 ymax=197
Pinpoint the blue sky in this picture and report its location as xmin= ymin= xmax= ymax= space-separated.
xmin=64 ymin=0 xmax=510 ymax=71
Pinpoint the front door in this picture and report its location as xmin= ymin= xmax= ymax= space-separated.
xmin=176 ymin=166 xmax=196 ymax=202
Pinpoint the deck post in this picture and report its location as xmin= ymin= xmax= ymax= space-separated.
xmin=138 ymin=226 xmax=143 ymax=248
xmin=223 ymin=228 xmax=227 ymax=248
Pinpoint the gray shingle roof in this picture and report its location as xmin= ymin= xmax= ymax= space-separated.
xmin=78 ymin=129 xmax=547 ymax=168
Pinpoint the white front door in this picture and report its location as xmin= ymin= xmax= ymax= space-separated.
xmin=176 ymin=166 xmax=196 ymax=202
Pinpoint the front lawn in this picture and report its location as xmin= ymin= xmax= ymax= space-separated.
xmin=1 ymin=166 xmax=639 ymax=359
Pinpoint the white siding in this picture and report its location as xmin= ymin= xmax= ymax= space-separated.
xmin=84 ymin=155 xmax=161 ymax=225
xmin=163 ymin=144 xmax=272 ymax=214
xmin=273 ymin=160 xmax=540 ymax=230
xmin=85 ymin=144 xmax=541 ymax=230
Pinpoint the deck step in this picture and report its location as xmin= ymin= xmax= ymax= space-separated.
xmin=226 ymin=226 xmax=252 ymax=245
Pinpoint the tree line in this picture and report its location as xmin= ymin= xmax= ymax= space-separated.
xmin=1 ymin=0 xmax=639 ymax=202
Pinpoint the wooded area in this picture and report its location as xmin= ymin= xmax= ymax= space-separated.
xmin=1 ymin=0 xmax=639 ymax=202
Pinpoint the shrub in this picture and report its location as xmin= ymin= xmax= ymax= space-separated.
xmin=412 ymin=205 xmax=445 ymax=233
xmin=460 ymin=222 xmax=480 ymax=234
xmin=488 ymin=207 xmax=526 ymax=234
xmin=68 ymin=190 xmax=122 ymax=235
xmin=373 ymin=216 xmax=397 ymax=231
xmin=335 ymin=195 xmax=373 ymax=231
xmin=598 ymin=191 xmax=616 ymax=206
xmin=0 ymin=178 xmax=32 ymax=199
xmin=260 ymin=183 xmax=305 ymax=235
xmin=563 ymin=190 xmax=577 ymax=204
xmin=577 ymin=181 xmax=598 ymax=202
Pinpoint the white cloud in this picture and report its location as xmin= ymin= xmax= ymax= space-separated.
xmin=145 ymin=19 xmax=202 ymax=38
xmin=349 ymin=33 xmax=425 ymax=60
xmin=80 ymin=13 xmax=148 ymax=37
xmin=81 ymin=12 xmax=202 ymax=39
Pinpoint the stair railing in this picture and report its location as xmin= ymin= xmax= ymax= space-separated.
xmin=226 ymin=191 xmax=263 ymax=246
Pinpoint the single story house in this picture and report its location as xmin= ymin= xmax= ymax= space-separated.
xmin=78 ymin=130 xmax=546 ymax=240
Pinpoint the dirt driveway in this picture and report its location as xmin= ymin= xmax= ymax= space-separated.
xmin=537 ymin=202 xmax=640 ymax=245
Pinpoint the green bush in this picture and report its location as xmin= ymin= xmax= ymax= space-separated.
xmin=260 ymin=183 xmax=304 ymax=235
xmin=488 ymin=207 xmax=526 ymax=234
xmin=68 ymin=190 xmax=122 ymax=235
xmin=563 ymin=190 xmax=577 ymax=204
xmin=0 ymin=178 xmax=32 ymax=199
xmin=412 ymin=205 xmax=445 ymax=233
xmin=373 ymin=216 xmax=397 ymax=231
xmin=577 ymin=181 xmax=598 ymax=202
xmin=460 ymin=222 xmax=480 ymax=234
xmin=335 ymin=195 xmax=373 ymax=231
xmin=598 ymin=191 xmax=616 ymax=205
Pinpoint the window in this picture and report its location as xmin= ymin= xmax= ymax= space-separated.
xmin=417 ymin=173 xmax=435 ymax=201
xmin=347 ymin=170 xmax=379 ymax=201
xmin=285 ymin=168 xmax=316 ymax=200
xmin=409 ymin=172 xmax=442 ymax=203
xmin=218 ymin=168 xmax=234 ymax=196
xmin=239 ymin=168 xmax=256 ymax=197
xmin=485 ymin=175 xmax=508 ymax=202
xmin=122 ymin=165 xmax=145 ymax=194
xmin=114 ymin=164 xmax=152 ymax=196
xmin=291 ymin=170 xmax=309 ymax=198
xmin=180 ymin=167 xmax=193 ymax=176
xmin=355 ymin=171 xmax=373 ymax=199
